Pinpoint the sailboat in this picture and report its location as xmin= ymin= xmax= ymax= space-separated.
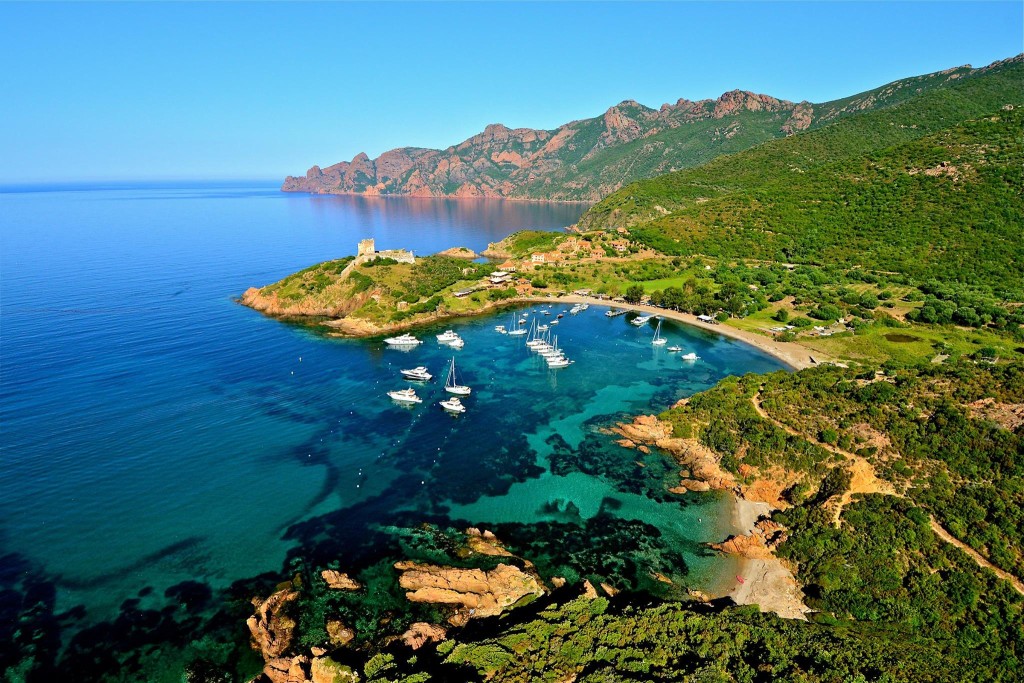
xmin=444 ymin=357 xmax=471 ymax=395
xmin=507 ymin=312 xmax=527 ymax=336
xmin=651 ymin=318 xmax=667 ymax=346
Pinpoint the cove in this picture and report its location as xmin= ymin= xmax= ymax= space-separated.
xmin=1 ymin=184 xmax=785 ymax=677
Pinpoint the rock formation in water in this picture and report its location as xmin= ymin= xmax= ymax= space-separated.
xmin=394 ymin=560 xmax=547 ymax=626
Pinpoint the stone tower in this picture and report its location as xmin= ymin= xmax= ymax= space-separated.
xmin=357 ymin=239 xmax=376 ymax=257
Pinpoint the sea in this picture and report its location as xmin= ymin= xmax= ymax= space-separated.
xmin=0 ymin=182 xmax=786 ymax=679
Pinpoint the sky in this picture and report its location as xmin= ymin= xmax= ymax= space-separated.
xmin=1 ymin=1 xmax=1021 ymax=183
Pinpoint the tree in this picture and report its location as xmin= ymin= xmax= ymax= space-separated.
xmin=773 ymin=309 xmax=790 ymax=323
xmin=624 ymin=285 xmax=644 ymax=304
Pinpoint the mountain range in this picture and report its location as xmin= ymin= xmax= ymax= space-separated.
xmin=283 ymin=57 xmax=1018 ymax=201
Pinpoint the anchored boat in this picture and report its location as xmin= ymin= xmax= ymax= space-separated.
xmin=385 ymin=333 xmax=422 ymax=346
xmin=444 ymin=357 xmax=471 ymax=395
xmin=387 ymin=388 xmax=422 ymax=404
xmin=400 ymin=366 xmax=432 ymax=381
xmin=440 ymin=396 xmax=466 ymax=413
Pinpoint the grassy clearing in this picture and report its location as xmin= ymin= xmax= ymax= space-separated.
xmin=801 ymin=324 xmax=1020 ymax=365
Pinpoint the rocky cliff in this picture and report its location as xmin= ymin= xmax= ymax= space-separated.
xmin=283 ymin=90 xmax=810 ymax=201
xmin=283 ymin=59 xmax=993 ymax=202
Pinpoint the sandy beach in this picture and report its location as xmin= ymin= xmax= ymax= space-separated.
xmin=523 ymin=295 xmax=828 ymax=371
xmin=719 ymin=493 xmax=811 ymax=620
xmin=731 ymin=495 xmax=772 ymax=534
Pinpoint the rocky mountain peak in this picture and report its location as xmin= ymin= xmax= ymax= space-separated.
xmin=712 ymin=90 xmax=792 ymax=118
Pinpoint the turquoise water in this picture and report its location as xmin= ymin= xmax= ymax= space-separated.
xmin=0 ymin=183 xmax=784 ymax=676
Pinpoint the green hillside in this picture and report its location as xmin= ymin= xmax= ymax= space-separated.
xmin=578 ymin=59 xmax=1024 ymax=293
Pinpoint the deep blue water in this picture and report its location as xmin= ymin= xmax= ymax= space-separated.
xmin=0 ymin=183 xmax=785 ymax=649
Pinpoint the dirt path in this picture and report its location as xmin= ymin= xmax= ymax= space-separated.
xmin=751 ymin=389 xmax=1024 ymax=595
xmin=750 ymin=390 xmax=897 ymax=524
xmin=929 ymin=517 xmax=1024 ymax=595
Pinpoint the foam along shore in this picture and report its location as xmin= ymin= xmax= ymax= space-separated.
xmin=522 ymin=295 xmax=831 ymax=371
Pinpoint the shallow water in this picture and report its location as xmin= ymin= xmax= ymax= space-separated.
xmin=0 ymin=184 xmax=785 ymax=661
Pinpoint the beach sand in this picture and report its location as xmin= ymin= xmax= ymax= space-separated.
xmin=712 ymin=493 xmax=811 ymax=620
xmin=731 ymin=496 xmax=772 ymax=534
xmin=728 ymin=558 xmax=811 ymax=620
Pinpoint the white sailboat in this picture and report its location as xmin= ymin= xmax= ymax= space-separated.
xmin=651 ymin=319 xmax=667 ymax=346
xmin=507 ymin=312 xmax=527 ymax=336
xmin=547 ymin=355 xmax=572 ymax=368
xmin=444 ymin=357 xmax=471 ymax=395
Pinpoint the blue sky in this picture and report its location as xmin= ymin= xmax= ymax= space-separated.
xmin=1 ymin=1 xmax=1021 ymax=183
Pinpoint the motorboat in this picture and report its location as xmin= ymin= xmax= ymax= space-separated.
xmin=668 ymin=346 xmax=683 ymax=352
xmin=449 ymin=337 xmax=464 ymax=349
xmin=387 ymin=388 xmax=422 ymax=403
xmin=436 ymin=330 xmax=459 ymax=342
xmin=631 ymin=315 xmax=653 ymax=327
xmin=681 ymin=352 xmax=700 ymax=361
xmin=439 ymin=396 xmax=466 ymax=413
xmin=495 ymin=324 xmax=507 ymax=334
xmin=385 ymin=333 xmax=422 ymax=346
xmin=400 ymin=366 xmax=432 ymax=381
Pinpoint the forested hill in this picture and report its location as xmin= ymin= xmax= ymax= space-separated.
xmin=283 ymin=56 xmax=1019 ymax=202
xmin=578 ymin=57 xmax=1024 ymax=293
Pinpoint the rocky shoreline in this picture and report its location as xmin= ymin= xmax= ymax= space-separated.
xmin=242 ymin=528 xmax=623 ymax=683
xmin=612 ymin=412 xmax=811 ymax=621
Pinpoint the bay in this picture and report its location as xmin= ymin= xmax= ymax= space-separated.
xmin=0 ymin=183 xmax=785 ymax=670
